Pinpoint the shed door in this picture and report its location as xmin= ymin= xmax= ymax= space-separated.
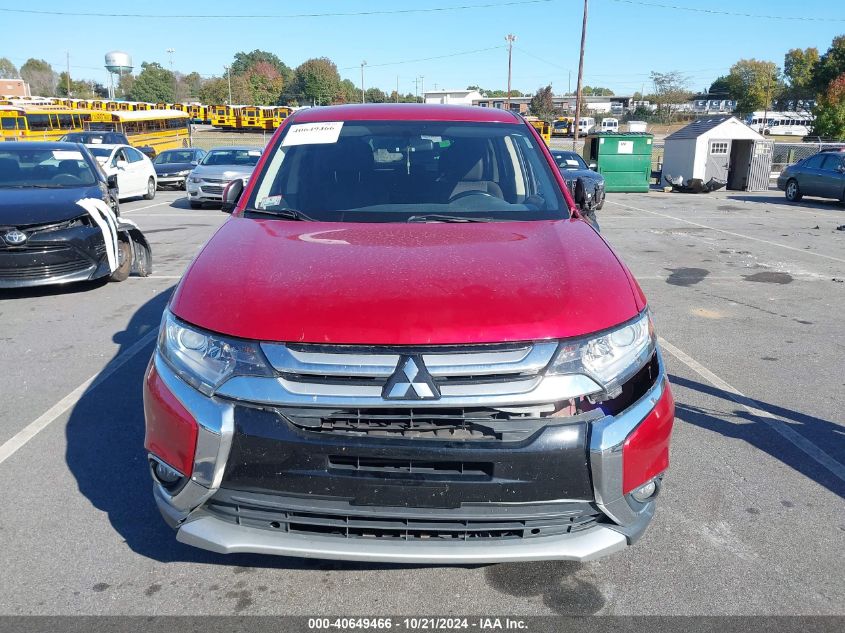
xmin=746 ymin=141 xmax=774 ymax=191
xmin=704 ymin=139 xmax=731 ymax=182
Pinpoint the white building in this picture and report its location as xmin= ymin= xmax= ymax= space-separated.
xmin=423 ymin=89 xmax=483 ymax=105
xmin=661 ymin=116 xmax=772 ymax=191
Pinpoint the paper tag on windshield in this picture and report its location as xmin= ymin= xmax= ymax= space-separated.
xmin=565 ymin=159 xmax=579 ymax=166
xmin=258 ymin=195 xmax=282 ymax=209
xmin=90 ymin=138 xmax=103 ymax=144
xmin=282 ymin=122 xmax=344 ymax=146
xmin=52 ymin=150 xmax=83 ymax=160
xmin=248 ymin=149 xmax=261 ymax=156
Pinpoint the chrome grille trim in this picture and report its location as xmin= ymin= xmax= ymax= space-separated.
xmin=215 ymin=373 xmax=602 ymax=408
xmin=262 ymin=345 xmax=399 ymax=378
xmin=425 ymin=343 xmax=556 ymax=377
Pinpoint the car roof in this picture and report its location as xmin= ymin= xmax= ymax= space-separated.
xmin=0 ymin=141 xmax=88 ymax=151
xmin=207 ymin=146 xmax=262 ymax=151
xmin=84 ymin=144 xmax=126 ymax=150
xmin=291 ymin=103 xmax=521 ymax=124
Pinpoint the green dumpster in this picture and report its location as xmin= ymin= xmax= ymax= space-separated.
xmin=582 ymin=132 xmax=653 ymax=192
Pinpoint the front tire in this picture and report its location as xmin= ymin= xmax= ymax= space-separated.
xmin=143 ymin=177 xmax=156 ymax=200
xmin=109 ymin=240 xmax=131 ymax=282
xmin=785 ymin=179 xmax=802 ymax=202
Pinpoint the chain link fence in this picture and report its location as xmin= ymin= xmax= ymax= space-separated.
xmin=770 ymin=142 xmax=845 ymax=174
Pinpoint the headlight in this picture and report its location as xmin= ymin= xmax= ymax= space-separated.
xmin=177 ymin=169 xmax=191 ymax=176
xmin=158 ymin=310 xmax=273 ymax=395
xmin=189 ymin=176 xmax=201 ymax=183
xmin=547 ymin=310 xmax=655 ymax=398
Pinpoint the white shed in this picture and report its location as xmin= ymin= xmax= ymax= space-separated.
xmin=423 ymin=89 xmax=483 ymax=105
xmin=662 ymin=116 xmax=773 ymax=191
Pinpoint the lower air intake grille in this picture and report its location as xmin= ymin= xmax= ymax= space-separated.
xmin=205 ymin=495 xmax=601 ymax=541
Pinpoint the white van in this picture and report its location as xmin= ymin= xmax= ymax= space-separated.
xmin=576 ymin=117 xmax=595 ymax=135
xmin=600 ymin=118 xmax=619 ymax=133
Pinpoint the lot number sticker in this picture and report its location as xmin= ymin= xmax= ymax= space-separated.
xmin=282 ymin=122 xmax=344 ymax=146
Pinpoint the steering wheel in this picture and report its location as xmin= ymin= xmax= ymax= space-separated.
xmin=52 ymin=174 xmax=83 ymax=185
xmin=448 ymin=189 xmax=498 ymax=203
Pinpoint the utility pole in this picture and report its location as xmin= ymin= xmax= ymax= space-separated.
xmin=65 ymin=51 xmax=71 ymax=96
xmin=505 ymin=34 xmax=517 ymax=111
xmin=763 ymin=69 xmax=773 ymax=132
xmin=166 ymin=48 xmax=175 ymax=71
xmin=573 ymin=0 xmax=589 ymax=149
xmin=420 ymin=76 xmax=425 ymax=100
xmin=224 ymin=65 xmax=232 ymax=104
xmin=360 ymin=61 xmax=367 ymax=103
xmin=396 ymin=75 xmax=399 ymax=102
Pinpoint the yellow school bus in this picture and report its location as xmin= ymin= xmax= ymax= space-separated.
xmin=266 ymin=106 xmax=292 ymax=129
xmin=237 ymin=105 xmax=264 ymax=129
xmin=0 ymin=105 xmax=88 ymax=141
xmin=525 ymin=117 xmax=551 ymax=144
xmin=553 ymin=116 xmax=574 ymax=137
xmin=84 ymin=109 xmax=190 ymax=154
xmin=209 ymin=104 xmax=241 ymax=129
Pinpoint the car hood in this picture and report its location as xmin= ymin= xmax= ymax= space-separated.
xmin=154 ymin=162 xmax=194 ymax=174
xmin=560 ymin=167 xmax=600 ymax=181
xmin=191 ymin=164 xmax=255 ymax=180
xmin=171 ymin=218 xmax=641 ymax=345
xmin=0 ymin=185 xmax=106 ymax=226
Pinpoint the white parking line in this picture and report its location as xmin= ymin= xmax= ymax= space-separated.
xmin=0 ymin=331 xmax=157 ymax=467
xmin=607 ymin=200 xmax=845 ymax=264
xmin=659 ymin=336 xmax=845 ymax=485
xmin=121 ymin=200 xmax=175 ymax=214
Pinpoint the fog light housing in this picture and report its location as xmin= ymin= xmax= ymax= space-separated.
xmin=630 ymin=479 xmax=657 ymax=503
xmin=153 ymin=459 xmax=183 ymax=484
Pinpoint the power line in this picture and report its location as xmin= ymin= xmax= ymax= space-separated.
xmin=607 ymin=0 xmax=845 ymax=22
xmin=340 ymin=46 xmax=505 ymax=71
xmin=0 ymin=0 xmax=554 ymax=19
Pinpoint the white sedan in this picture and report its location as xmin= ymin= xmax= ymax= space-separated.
xmin=86 ymin=144 xmax=157 ymax=201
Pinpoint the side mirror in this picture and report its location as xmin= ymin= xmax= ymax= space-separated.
xmin=221 ymin=178 xmax=244 ymax=214
xmin=106 ymin=174 xmax=118 ymax=189
xmin=116 ymin=160 xmax=128 ymax=170
xmin=589 ymin=162 xmax=598 ymax=171
xmin=190 ymin=160 xmax=198 ymax=166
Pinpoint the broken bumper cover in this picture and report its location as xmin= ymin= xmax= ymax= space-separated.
xmin=147 ymin=352 xmax=670 ymax=563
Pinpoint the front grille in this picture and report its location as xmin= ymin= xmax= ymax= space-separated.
xmin=327 ymin=455 xmax=493 ymax=479
xmin=0 ymin=258 xmax=92 ymax=280
xmin=201 ymin=178 xmax=227 ymax=184
xmin=201 ymin=185 xmax=224 ymax=195
xmin=205 ymin=494 xmax=601 ymax=541
xmin=281 ymin=406 xmax=578 ymax=441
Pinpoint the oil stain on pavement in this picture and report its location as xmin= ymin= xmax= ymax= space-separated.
xmin=484 ymin=561 xmax=605 ymax=615
xmin=743 ymin=272 xmax=793 ymax=284
xmin=666 ymin=268 xmax=709 ymax=286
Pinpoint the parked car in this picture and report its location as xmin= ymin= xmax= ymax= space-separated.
xmin=86 ymin=144 xmax=158 ymax=201
xmin=153 ymin=148 xmax=206 ymax=190
xmin=144 ymin=104 xmax=674 ymax=564
xmin=550 ymin=150 xmax=605 ymax=228
xmin=778 ymin=149 xmax=845 ymax=203
xmin=0 ymin=142 xmax=151 ymax=288
xmin=185 ymin=146 xmax=262 ymax=209
xmin=60 ymin=131 xmax=156 ymax=159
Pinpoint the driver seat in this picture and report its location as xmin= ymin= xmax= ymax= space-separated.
xmin=441 ymin=139 xmax=503 ymax=200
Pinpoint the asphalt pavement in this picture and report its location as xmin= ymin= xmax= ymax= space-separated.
xmin=0 ymin=188 xmax=842 ymax=616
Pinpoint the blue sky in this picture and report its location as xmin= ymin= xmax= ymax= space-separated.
xmin=0 ymin=0 xmax=842 ymax=96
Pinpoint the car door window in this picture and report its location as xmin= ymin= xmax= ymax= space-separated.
xmin=126 ymin=147 xmax=145 ymax=163
xmin=821 ymin=155 xmax=842 ymax=171
xmin=111 ymin=149 xmax=126 ymax=168
xmin=803 ymin=154 xmax=825 ymax=169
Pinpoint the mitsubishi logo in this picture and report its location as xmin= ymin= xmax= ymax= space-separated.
xmin=3 ymin=229 xmax=27 ymax=246
xmin=383 ymin=356 xmax=440 ymax=400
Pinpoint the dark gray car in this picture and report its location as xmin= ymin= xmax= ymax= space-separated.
xmin=777 ymin=150 xmax=845 ymax=203
xmin=550 ymin=150 xmax=604 ymax=229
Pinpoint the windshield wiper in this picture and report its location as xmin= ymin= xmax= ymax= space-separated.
xmin=243 ymin=207 xmax=316 ymax=221
xmin=407 ymin=214 xmax=496 ymax=223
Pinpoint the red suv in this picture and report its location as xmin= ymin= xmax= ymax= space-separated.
xmin=143 ymin=104 xmax=674 ymax=563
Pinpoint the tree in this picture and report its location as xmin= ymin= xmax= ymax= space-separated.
xmin=813 ymin=35 xmax=845 ymax=95
xmin=784 ymin=47 xmax=819 ymax=100
xmin=650 ymin=70 xmax=692 ymax=123
xmin=198 ymin=77 xmax=229 ymax=104
xmin=365 ymin=87 xmax=388 ymax=103
xmin=812 ymin=72 xmax=845 ymax=139
xmin=0 ymin=57 xmax=18 ymax=79
xmin=583 ymin=86 xmax=614 ymax=96
xmin=529 ymin=85 xmax=555 ymax=121
xmin=231 ymin=49 xmax=293 ymax=85
xmin=292 ymin=57 xmax=340 ymax=106
xmin=129 ymin=62 xmax=176 ymax=103
xmin=56 ymin=72 xmax=97 ymax=98
xmin=20 ymin=58 xmax=57 ymax=96
xmin=707 ymin=75 xmax=736 ymax=98
xmin=243 ymin=61 xmax=285 ymax=105
xmin=175 ymin=71 xmax=203 ymax=102
xmin=726 ymin=59 xmax=782 ymax=114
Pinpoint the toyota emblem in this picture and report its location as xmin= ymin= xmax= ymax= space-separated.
xmin=3 ymin=229 xmax=27 ymax=245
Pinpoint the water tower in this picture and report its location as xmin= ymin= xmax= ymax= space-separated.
xmin=105 ymin=51 xmax=133 ymax=99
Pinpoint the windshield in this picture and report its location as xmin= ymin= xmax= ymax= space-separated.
xmin=551 ymin=151 xmax=588 ymax=170
xmin=60 ymin=132 xmax=112 ymax=144
xmin=155 ymin=150 xmax=195 ymax=164
xmin=87 ymin=147 xmax=113 ymax=159
xmin=0 ymin=147 xmax=98 ymax=188
xmin=247 ymin=120 xmax=567 ymax=222
xmin=201 ymin=149 xmax=261 ymax=166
